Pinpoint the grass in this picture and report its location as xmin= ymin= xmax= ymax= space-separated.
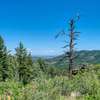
xmin=0 ymin=64 xmax=100 ymax=100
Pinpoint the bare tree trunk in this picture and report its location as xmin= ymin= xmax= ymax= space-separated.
xmin=56 ymin=15 xmax=80 ymax=78
xmin=68 ymin=19 xmax=76 ymax=78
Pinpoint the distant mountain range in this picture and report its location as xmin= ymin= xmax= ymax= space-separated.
xmin=45 ymin=50 xmax=100 ymax=67
xmin=32 ymin=55 xmax=54 ymax=61
xmin=33 ymin=50 xmax=100 ymax=67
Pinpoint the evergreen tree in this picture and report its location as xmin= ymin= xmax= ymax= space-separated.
xmin=8 ymin=55 xmax=19 ymax=81
xmin=15 ymin=42 xmax=33 ymax=85
xmin=37 ymin=58 xmax=48 ymax=73
xmin=0 ymin=36 xmax=11 ymax=81
xmin=25 ymin=52 xmax=34 ymax=82
xmin=27 ymin=53 xmax=33 ymax=66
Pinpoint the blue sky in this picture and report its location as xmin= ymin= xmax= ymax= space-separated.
xmin=0 ymin=0 xmax=99 ymax=55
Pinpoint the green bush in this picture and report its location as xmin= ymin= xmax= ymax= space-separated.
xmin=0 ymin=65 xmax=100 ymax=100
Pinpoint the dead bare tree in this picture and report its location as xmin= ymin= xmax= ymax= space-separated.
xmin=56 ymin=15 xmax=80 ymax=78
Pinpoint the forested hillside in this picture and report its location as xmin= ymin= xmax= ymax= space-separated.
xmin=48 ymin=50 xmax=100 ymax=68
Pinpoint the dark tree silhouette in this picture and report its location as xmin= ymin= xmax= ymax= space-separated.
xmin=56 ymin=15 xmax=80 ymax=78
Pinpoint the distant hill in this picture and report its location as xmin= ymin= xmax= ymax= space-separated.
xmin=47 ymin=50 xmax=100 ymax=67
xmin=32 ymin=56 xmax=54 ymax=61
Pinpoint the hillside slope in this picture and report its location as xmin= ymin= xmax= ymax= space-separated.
xmin=47 ymin=50 xmax=100 ymax=67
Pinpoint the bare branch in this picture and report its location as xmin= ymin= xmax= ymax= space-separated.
xmin=55 ymin=30 xmax=66 ymax=39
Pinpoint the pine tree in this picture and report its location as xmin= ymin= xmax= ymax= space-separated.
xmin=0 ymin=36 xmax=11 ymax=81
xmin=37 ymin=58 xmax=48 ymax=73
xmin=15 ymin=42 xmax=33 ymax=85
xmin=25 ymin=52 xmax=34 ymax=82
xmin=8 ymin=55 xmax=19 ymax=81
xmin=27 ymin=53 xmax=33 ymax=66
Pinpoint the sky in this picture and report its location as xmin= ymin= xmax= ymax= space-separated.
xmin=0 ymin=0 xmax=99 ymax=56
